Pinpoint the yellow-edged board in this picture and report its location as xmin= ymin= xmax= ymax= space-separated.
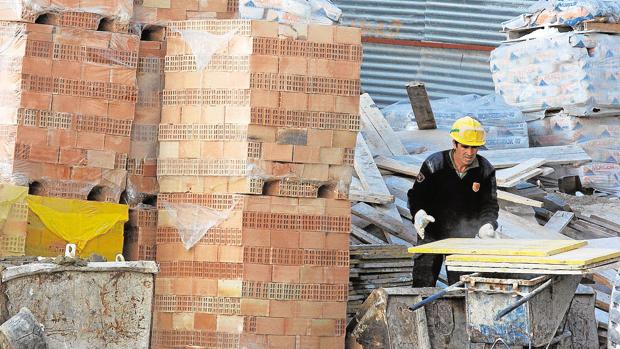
xmin=407 ymin=238 xmax=587 ymax=257
xmin=446 ymin=247 xmax=620 ymax=266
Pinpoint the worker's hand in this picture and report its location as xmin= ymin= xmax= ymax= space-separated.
xmin=477 ymin=223 xmax=499 ymax=239
xmin=414 ymin=209 xmax=435 ymax=239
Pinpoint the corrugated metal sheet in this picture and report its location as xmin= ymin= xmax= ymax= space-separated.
xmin=333 ymin=0 xmax=538 ymax=107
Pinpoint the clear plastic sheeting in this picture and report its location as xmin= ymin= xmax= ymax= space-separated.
xmin=168 ymin=25 xmax=238 ymax=71
xmin=160 ymin=200 xmax=239 ymax=250
xmin=491 ymin=31 xmax=620 ymax=116
xmin=528 ymin=114 xmax=620 ymax=196
xmin=0 ymin=0 xmax=133 ymax=24
xmin=381 ymin=94 xmax=530 ymax=150
xmin=503 ymin=0 xmax=620 ymax=31
xmin=239 ymin=0 xmax=342 ymax=24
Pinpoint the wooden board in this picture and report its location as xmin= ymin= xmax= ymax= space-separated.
xmin=446 ymin=261 xmax=620 ymax=275
xmin=479 ymin=145 xmax=591 ymax=169
xmin=354 ymin=135 xmax=393 ymax=197
xmin=496 ymin=158 xmax=547 ymax=187
xmin=349 ymin=177 xmax=394 ymax=204
xmin=544 ymin=211 xmax=575 ymax=233
xmin=498 ymin=209 xmax=570 ymax=240
xmin=446 ymin=258 xmax=620 ymax=271
xmin=406 ymin=81 xmax=436 ymax=130
xmin=359 ymin=93 xmax=409 ymax=156
xmin=446 ymin=247 xmax=620 ymax=266
xmin=408 ymin=238 xmax=587 ymax=256
xmin=352 ymin=203 xmax=403 ymax=235
xmin=497 ymin=190 xmax=543 ymax=207
xmin=374 ymin=156 xmax=419 ymax=177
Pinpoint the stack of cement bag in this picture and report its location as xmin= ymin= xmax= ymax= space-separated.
xmin=491 ymin=0 xmax=620 ymax=196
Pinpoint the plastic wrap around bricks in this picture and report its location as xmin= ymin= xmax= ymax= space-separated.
xmin=156 ymin=20 xmax=361 ymax=199
xmin=0 ymin=22 xmax=139 ymax=202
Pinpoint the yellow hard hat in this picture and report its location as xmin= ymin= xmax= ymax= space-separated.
xmin=450 ymin=116 xmax=486 ymax=146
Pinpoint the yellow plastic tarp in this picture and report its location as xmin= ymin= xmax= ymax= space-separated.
xmin=0 ymin=183 xmax=27 ymax=227
xmin=26 ymin=195 xmax=128 ymax=251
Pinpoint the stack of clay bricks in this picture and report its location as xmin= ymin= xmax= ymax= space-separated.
xmin=0 ymin=0 xmax=140 ymax=203
xmin=122 ymin=35 xmax=165 ymax=261
xmin=132 ymin=0 xmax=237 ymax=30
xmin=152 ymin=19 xmax=361 ymax=349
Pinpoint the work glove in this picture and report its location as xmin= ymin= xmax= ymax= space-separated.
xmin=414 ymin=209 xmax=435 ymax=239
xmin=477 ymin=223 xmax=499 ymax=239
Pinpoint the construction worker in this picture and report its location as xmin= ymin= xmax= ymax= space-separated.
xmin=408 ymin=116 xmax=499 ymax=287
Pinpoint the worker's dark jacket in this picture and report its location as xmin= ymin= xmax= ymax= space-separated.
xmin=408 ymin=150 xmax=499 ymax=240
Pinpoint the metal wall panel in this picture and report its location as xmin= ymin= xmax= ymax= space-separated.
xmin=333 ymin=0 xmax=537 ymax=107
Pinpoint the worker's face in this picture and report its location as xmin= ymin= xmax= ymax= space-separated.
xmin=453 ymin=141 xmax=479 ymax=166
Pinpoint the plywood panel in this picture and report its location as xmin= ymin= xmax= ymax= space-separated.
xmin=408 ymin=238 xmax=587 ymax=257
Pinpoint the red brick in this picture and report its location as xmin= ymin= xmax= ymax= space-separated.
xmin=308 ymin=24 xmax=334 ymax=43
xmin=299 ymin=301 xmax=323 ymax=318
xmin=40 ymin=163 xmax=71 ymax=180
xmin=325 ymin=232 xmax=349 ymax=250
xmin=334 ymin=26 xmax=362 ymax=44
xmin=284 ymin=318 xmax=309 ymax=335
xmin=270 ymin=300 xmax=296 ymax=318
xmin=310 ymin=319 xmax=336 ymax=336
xmin=194 ymin=313 xmax=216 ymax=331
xmin=169 ymin=278 xmax=193 ymax=295
xmin=293 ymin=146 xmax=321 ymax=164
xmin=76 ymin=132 xmax=105 ymax=150
xmin=21 ymin=92 xmax=51 ymax=110
xmin=104 ymin=135 xmax=130 ymax=154
xmin=270 ymin=230 xmax=299 ymax=249
xmin=308 ymin=94 xmax=335 ymax=112
xmin=108 ymin=101 xmax=135 ymax=120
xmin=240 ymin=334 xmax=268 ymax=349
xmin=268 ymin=335 xmax=296 ymax=348
xmin=193 ymin=244 xmax=218 ymax=262
xmin=297 ymin=336 xmax=320 ymax=349
xmin=306 ymin=129 xmax=333 ymax=147
xmin=52 ymin=95 xmax=80 ymax=113
xmin=300 ymin=266 xmax=324 ymax=283
xmin=219 ymin=245 xmax=243 ymax=263
xmin=250 ymin=55 xmax=279 ymax=73
xmin=243 ymin=264 xmax=272 ymax=282
xmin=28 ymin=145 xmax=59 ymax=163
xmin=279 ymin=92 xmax=307 ymax=110
xmin=192 ymin=279 xmax=218 ymax=296
xmin=335 ymin=96 xmax=359 ymax=114
xmin=155 ymin=312 xmax=173 ymax=330
xmin=79 ymin=98 xmax=109 ymax=116
xmin=255 ymin=317 xmax=285 ymax=335
xmin=240 ymin=298 xmax=270 ymax=316
xmin=279 ymin=57 xmax=307 ymax=75
xmin=272 ymin=265 xmax=300 ymax=283
xmin=261 ymin=143 xmax=293 ymax=162
xmin=322 ymin=302 xmax=347 ymax=319
xmin=17 ymin=126 xmax=47 ymax=146
xmin=82 ymin=64 xmax=110 ymax=82
xmin=320 ymin=336 xmax=345 ymax=349
xmin=242 ymin=229 xmax=271 ymax=247
xmin=59 ymin=149 xmax=86 ymax=166
xmin=324 ymin=266 xmax=349 ymax=284
xmin=51 ymin=60 xmax=80 ymax=78
xmin=71 ymin=166 xmax=101 ymax=181
xmin=299 ymin=232 xmax=325 ymax=249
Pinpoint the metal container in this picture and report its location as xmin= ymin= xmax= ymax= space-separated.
xmin=463 ymin=274 xmax=581 ymax=346
xmin=0 ymin=260 xmax=158 ymax=349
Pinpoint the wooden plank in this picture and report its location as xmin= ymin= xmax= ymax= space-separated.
xmin=389 ymin=145 xmax=591 ymax=170
xmin=498 ymin=209 xmax=571 ymax=240
xmin=581 ymin=21 xmax=620 ymax=33
xmin=496 ymin=158 xmax=547 ymax=187
xmin=446 ymin=258 xmax=620 ymax=272
xmin=497 ymin=190 xmax=543 ymax=207
xmin=446 ymin=247 xmax=620 ymax=266
xmin=446 ymin=262 xmax=619 ymax=275
xmin=383 ymin=175 xmax=413 ymax=202
xmin=408 ymin=238 xmax=587 ymax=256
xmin=351 ymin=225 xmax=386 ymax=245
xmin=395 ymin=198 xmax=413 ymax=220
xmin=359 ymin=93 xmax=408 ymax=156
xmin=354 ymin=135 xmax=392 ymax=196
xmin=406 ymin=81 xmax=436 ymax=130
xmin=352 ymin=203 xmax=403 ymax=236
xmin=544 ymin=211 xmax=575 ymax=233
xmin=349 ymin=178 xmax=394 ymax=204
xmin=479 ymin=145 xmax=591 ymax=169
xmin=374 ymin=155 xmax=419 ymax=177
xmin=375 ymin=203 xmax=416 ymax=244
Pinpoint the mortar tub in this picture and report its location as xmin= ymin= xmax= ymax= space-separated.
xmin=0 ymin=261 xmax=158 ymax=349
xmin=463 ymin=273 xmax=581 ymax=346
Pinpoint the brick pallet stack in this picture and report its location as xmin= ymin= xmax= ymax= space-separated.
xmin=152 ymin=19 xmax=361 ymax=349
xmin=132 ymin=0 xmax=238 ymax=29
xmin=0 ymin=0 xmax=139 ymax=203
